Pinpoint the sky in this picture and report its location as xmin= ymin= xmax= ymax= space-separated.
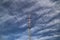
xmin=0 ymin=0 xmax=60 ymax=40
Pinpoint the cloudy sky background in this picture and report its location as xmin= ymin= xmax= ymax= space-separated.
xmin=0 ymin=0 xmax=60 ymax=40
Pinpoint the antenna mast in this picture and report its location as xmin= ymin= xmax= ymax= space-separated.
xmin=28 ymin=14 xmax=31 ymax=40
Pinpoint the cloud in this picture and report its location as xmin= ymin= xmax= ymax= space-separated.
xmin=0 ymin=14 xmax=16 ymax=24
xmin=0 ymin=0 xmax=60 ymax=40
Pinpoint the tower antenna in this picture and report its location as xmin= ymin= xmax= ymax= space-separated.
xmin=28 ymin=14 xmax=31 ymax=40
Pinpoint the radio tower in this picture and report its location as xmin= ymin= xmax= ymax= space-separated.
xmin=28 ymin=14 xmax=31 ymax=40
